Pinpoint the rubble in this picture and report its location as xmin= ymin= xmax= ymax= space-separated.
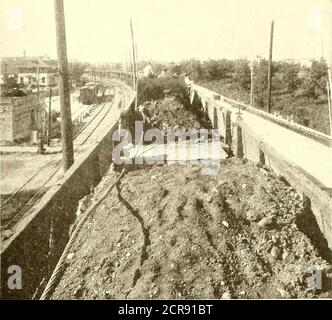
xmin=52 ymin=159 xmax=332 ymax=299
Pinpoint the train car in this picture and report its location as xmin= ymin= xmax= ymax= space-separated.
xmin=104 ymin=88 xmax=115 ymax=99
xmin=78 ymin=84 xmax=96 ymax=105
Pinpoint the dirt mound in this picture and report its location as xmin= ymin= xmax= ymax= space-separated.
xmin=143 ymin=96 xmax=211 ymax=134
xmin=52 ymin=159 xmax=331 ymax=299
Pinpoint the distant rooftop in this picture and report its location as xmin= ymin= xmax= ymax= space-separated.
xmin=1 ymin=56 xmax=57 ymax=74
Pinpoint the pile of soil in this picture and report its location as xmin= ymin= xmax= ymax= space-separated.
xmin=52 ymin=159 xmax=331 ymax=299
xmin=142 ymin=95 xmax=211 ymax=134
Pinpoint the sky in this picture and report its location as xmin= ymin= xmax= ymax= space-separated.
xmin=0 ymin=0 xmax=331 ymax=63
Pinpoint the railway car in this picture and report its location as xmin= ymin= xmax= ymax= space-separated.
xmin=78 ymin=84 xmax=97 ymax=105
xmin=104 ymin=88 xmax=115 ymax=98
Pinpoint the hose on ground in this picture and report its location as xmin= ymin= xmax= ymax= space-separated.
xmin=39 ymin=167 xmax=127 ymax=300
xmin=41 ymin=90 xmax=142 ymax=300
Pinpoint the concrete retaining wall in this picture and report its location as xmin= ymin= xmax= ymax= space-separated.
xmin=236 ymin=120 xmax=332 ymax=250
xmin=0 ymin=95 xmax=45 ymax=142
xmin=0 ymin=86 xmax=135 ymax=299
xmin=191 ymin=85 xmax=332 ymax=251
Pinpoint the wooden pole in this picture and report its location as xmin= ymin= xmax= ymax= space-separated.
xmin=36 ymin=66 xmax=40 ymax=98
xmin=130 ymin=19 xmax=137 ymax=90
xmin=250 ymin=60 xmax=254 ymax=107
xmin=54 ymin=0 xmax=74 ymax=171
xmin=134 ymin=42 xmax=139 ymax=109
xmin=327 ymin=76 xmax=332 ymax=136
xmin=267 ymin=20 xmax=274 ymax=113
xmin=129 ymin=49 xmax=134 ymax=89
xmin=48 ymin=88 xmax=52 ymax=146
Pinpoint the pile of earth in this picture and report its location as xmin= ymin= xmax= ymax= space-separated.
xmin=142 ymin=95 xmax=212 ymax=134
xmin=51 ymin=159 xmax=331 ymax=299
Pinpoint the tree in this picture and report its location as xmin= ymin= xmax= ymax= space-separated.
xmin=233 ymin=59 xmax=251 ymax=90
xmin=69 ymin=62 xmax=90 ymax=85
xmin=280 ymin=62 xmax=301 ymax=93
xmin=179 ymin=59 xmax=204 ymax=80
xmin=301 ymin=59 xmax=328 ymax=100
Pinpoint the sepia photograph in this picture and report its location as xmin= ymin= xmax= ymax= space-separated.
xmin=0 ymin=0 xmax=332 ymax=306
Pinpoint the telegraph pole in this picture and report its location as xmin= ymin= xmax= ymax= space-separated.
xmin=129 ymin=49 xmax=135 ymax=89
xmin=54 ymin=0 xmax=74 ymax=171
xmin=48 ymin=88 xmax=52 ymax=146
xmin=327 ymin=1 xmax=332 ymax=135
xmin=36 ymin=66 xmax=40 ymax=98
xmin=250 ymin=60 xmax=254 ymax=107
xmin=267 ymin=20 xmax=274 ymax=113
xmin=130 ymin=19 xmax=137 ymax=90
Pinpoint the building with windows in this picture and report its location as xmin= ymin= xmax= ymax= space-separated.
xmin=0 ymin=94 xmax=45 ymax=143
xmin=0 ymin=56 xmax=58 ymax=88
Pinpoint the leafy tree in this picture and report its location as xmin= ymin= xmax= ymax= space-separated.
xmin=301 ymin=59 xmax=328 ymax=100
xmin=233 ymin=59 xmax=251 ymax=90
xmin=179 ymin=59 xmax=204 ymax=80
xmin=280 ymin=62 xmax=301 ymax=93
xmin=202 ymin=60 xmax=224 ymax=80
xmin=69 ymin=62 xmax=90 ymax=85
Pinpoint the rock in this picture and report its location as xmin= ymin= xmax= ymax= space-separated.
xmin=151 ymin=175 xmax=157 ymax=181
xmin=67 ymin=253 xmax=75 ymax=260
xmin=277 ymin=287 xmax=291 ymax=298
xmin=261 ymin=273 xmax=269 ymax=282
xmin=282 ymin=250 xmax=289 ymax=261
xmin=270 ymin=246 xmax=282 ymax=260
xmin=246 ymin=211 xmax=262 ymax=222
xmin=2 ymin=230 xmax=13 ymax=240
xmin=153 ymin=288 xmax=160 ymax=296
xmin=221 ymin=291 xmax=232 ymax=299
xmin=126 ymin=252 xmax=131 ymax=258
xmin=222 ymin=221 xmax=229 ymax=228
xmin=258 ymin=216 xmax=274 ymax=229
xmin=239 ymin=291 xmax=246 ymax=296
xmin=74 ymin=285 xmax=83 ymax=298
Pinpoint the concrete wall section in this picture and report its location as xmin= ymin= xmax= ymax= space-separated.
xmin=191 ymin=84 xmax=332 ymax=250
xmin=0 ymin=83 xmax=135 ymax=299
xmin=237 ymin=119 xmax=332 ymax=249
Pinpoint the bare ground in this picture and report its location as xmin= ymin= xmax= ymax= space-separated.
xmin=52 ymin=159 xmax=332 ymax=299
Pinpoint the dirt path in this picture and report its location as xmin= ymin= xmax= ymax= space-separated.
xmin=52 ymin=159 xmax=332 ymax=299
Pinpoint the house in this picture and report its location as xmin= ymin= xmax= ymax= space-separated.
xmin=0 ymin=56 xmax=58 ymax=88
xmin=0 ymin=95 xmax=45 ymax=143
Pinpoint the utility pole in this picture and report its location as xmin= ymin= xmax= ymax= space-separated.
xmin=54 ymin=0 xmax=74 ymax=171
xmin=130 ymin=19 xmax=137 ymax=90
xmin=327 ymin=81 xmax=332 ymax=136
xmin=36 ymin=66 xmax=40 ymax=98
xmin=250 ymin=60 xmax=254 ymax=107
xmin=267 ymin=20 xmax=274 ymax=113
xmin=328 ymin=1 xmax=332 ymax=100
xmin=327 ymin=1 xmax=332 ymax=135
xmin=134 ymin=42 xmax=139 ymax=109
xmin=129 ymin=49 xmax=135 ymax=89
xmin=48 ymin=88 xmax=52 ymax=146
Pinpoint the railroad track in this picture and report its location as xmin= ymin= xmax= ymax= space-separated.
xmin=1 ymin=83 xmax=124 ymax=232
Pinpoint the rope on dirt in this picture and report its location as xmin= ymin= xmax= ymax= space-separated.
xmin=40 ymin=88 xmax=143 ymax=300
xmin=39 ymin=167 xmax=127 ymax=300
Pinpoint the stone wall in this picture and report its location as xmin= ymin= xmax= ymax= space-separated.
xmin=0 ymin=95 xmax=45 ymax=143
xmin=0 ymin=85 xmax=135 ymax=299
